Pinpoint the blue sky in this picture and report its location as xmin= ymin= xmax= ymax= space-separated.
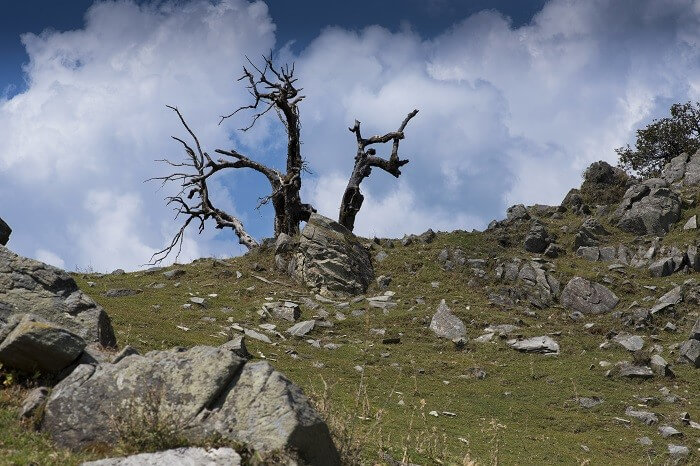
xmin=0 ymin=0 xmax=698 ymax=271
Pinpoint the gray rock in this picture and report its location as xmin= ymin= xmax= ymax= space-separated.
xmin=690 ymin=318 xmax=700 ymax=340
xmin=613 ymin=333 xmax=644 ymax=352
xmin=659 ymin=286 xmax=683 ymax=305
xmin=506 ymin=204 xmax=530 ymax=222
xmin=614 ymin=180 xmax=681 ymax=236
xmin=104 ymin=289 xmax=142 ymax=298
xmin=667 ymin=444 xmax=690 ymax=463
xmin=683 ymin=215 xmax=697 ymax=230
xmin=82 ymin=447 xmax=241 ymax=466
xmin=42 ymin=345 xmax=339 ymax=464
xmin=523 ymin=222 xmax=552 ymax=253
xmin=375 ymin=251 xmax=388 ymax=263
xmin=429 ymin=300 xmax=466 ymax=341
xmin=625 ymin=406 xmax=659 ymax=425
xmin=507 ymin=336 xmax=560 ymax=354
xmin=662 ymin=149 xmax=700 ymax=186
xmin=573 ymin=217 xmax=609 ymax=249
xmin=244 ymin=329 xmax=271 ymax=344
xmin=599 ymin=246 xmax=617 ymax=262
xmin=20 ymin=386 xmax=49 ymax=419
xmin=650 ymin=354 xmax=673 ymax=377
xmin=264 ymin=301 xmax=301 ymax=322
xmin=0 ymin=246 xmax=116 ymax=346
xmin=220 ymin=336 xmax=250 ymax=359
xmin=543 ymin=243 xmax=564 ymax=258
xmin=636 ymin=436 xmax=652 ymax=446
xmin=111 ymin=345 xmax=139 ymax=364
xmin=287 ymin=320 xmax=316 ymax=337
xmin=659 ymin=425 xmax=683 ymax=438
xmin=618 ymin=363 xmax=654 ymax=379
xmin=577 ymin=246 xmax=600 ymax=261
xmin=560 ymin=277 xmax=619 ymax=314
xmin=0 ymin=217 xmax=10 ymax=246
xmin=162 ymin=269 xmax=185 ymax=279
xmin=649 ymin=257 xmax=677 ymax=277
xmin=678 ymin=339 xmax=699 ymax=367
xmin=494 ymin=259 xmax=559 ymax=308
xmin=290 ymin=214 xmax=374 ymax=295
xmin=577 ymin=397 xmax=603 ymax=408
xmin=376 ymin=275 xmax=392 ymax=289
xmin=0 ymin=314 xmax=86 ymax=373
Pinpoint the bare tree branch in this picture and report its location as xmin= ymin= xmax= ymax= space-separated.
xmin=339 ymin=109 xmax=419 ymax=231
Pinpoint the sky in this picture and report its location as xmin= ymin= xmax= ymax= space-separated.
xmin=0 ymin=0 xmax=698 ymax=272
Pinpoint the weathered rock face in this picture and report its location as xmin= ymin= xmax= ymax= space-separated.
xmin=613 ymin=179 xmax=681 ymax=235
xmin=0 ymin=314 xmax=86 ymax=373
xmin=429 ymin=300 xmax=466 ymax=341
xmin=290 ymin=214 xmax=373 ymax=296
xmin=661 ymin=149 xmax=700 ymax=186
xmin=494 ymin=259 xmax=560 ymax=308
xmin=573 ymin=217 xmax=609 ymax=249
xmin=0 ymin=217 xmax=10 ymax=246
xmin=523 ymin=222 xmax=553 ymax=253
xmin=0 ymin=246 xmax=116 ymax=347
xmin=560 ymin=277 xmax=619 ymax=314
xmin=83 ymin=447 xmax=242 ymax=466
xmin=41 ymin=345 xmax=339 ymax=465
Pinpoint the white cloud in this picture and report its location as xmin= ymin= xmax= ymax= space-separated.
xmin=1 ymin=0 xmax=699 ymax=270
xmin=35 ymin=249 xmax=66 ymax=269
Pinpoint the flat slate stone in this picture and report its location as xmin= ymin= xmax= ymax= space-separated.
xmin=287 ymin=320 xmax=315 ymax=337
xmin=507 ymin=336 xmax=560 ymax=354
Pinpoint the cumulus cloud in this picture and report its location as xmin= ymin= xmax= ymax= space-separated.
xmin=1 ymin=0 xmax=699 ymax=270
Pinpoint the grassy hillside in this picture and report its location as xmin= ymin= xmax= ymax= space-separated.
xmin=1 ymin=208 xmax=699 ymax=465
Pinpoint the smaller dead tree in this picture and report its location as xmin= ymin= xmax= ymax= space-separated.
xmin=148 ymin=55 xmax=315 ymax=264
xmin=338 ymin=109 xmax=419 ymax=231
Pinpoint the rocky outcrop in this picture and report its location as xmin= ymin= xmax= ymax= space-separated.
xmin=83 ymin=447 xmax=242 ymax=466
xmin=661 ymin=149 xmax=700 ymax=186
xmin=579 ymin=161 xmax=630 ymax=205
xmin=573 ymin=217 xmax=609 ymax=249
xmin=0 ymin=217 xmax=10 ymax=246
xmin=289 ymin=214 xmax=373 ymax=296
xmin=494 ymin=258 xmax=560 ymax=308
xmin=0 ymin=314 xmax=86 ymax=373
xmin=523 ymin=222 xmax=553 ymax=253
xmin=41 ymin=345 xmax=339 ymax=465
xmin=0 ymin=246 xmax=116 ymax=347
xmin=613 ymin=178 xmax=681 ymax=235
xmin=560 ymin=277 xmax=618 ymax=314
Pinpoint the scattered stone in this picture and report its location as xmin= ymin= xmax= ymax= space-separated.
xmin=618 ymin=363 xmax=654 ymax=379
xmin=650 ymin=354 xmax=673 ymax=377
xmin=287 ymin=320 xmax=316 ymax=337
xmin=678 ymin=339 xmax=699 ymax=367
xmin=244 ymin=329 xmax=272 ymax=344
xmin=162 ymin=269 xmax=185 ymax=279
xmin=577 ymin=397 xmax=603 ymax=408
xmin=625 ymin=407 xmax=659 ymax=425
xmin=263 ymin=302 xmax=301 ymax=322
xmin=659 ymin=286 xmax=683 ymax=305
xmin=110 ymin=269 xmax=125 ymax=275
xmin=0 ymin=314 xmax=86 ymax=373
xmin=691 ymin=318 xmax=700 ymax=340
xmin=507 ymin=336 xmax=560 ymax=354
xmin=376 ymin=275 xmax=392 ymax=289
xmin=82 ymin=447 xmax=242 ymax=466
xmin=613 ymin=333 xmax=644 ymax=352
xmin=574 ymin=217 xmax=609 ymax=249
xmin=429 ymin=300 xmax=466 ymax=341
xmin=375 ymin=251 xmax=388 ymax=263
xmin=543 ymin=243 xmax=564 ymax=258
xmin=189 ymin=297 xmax=206 ymax=306
xmin=683 ymin=214 xmax=697 ymax=230
xmin=20 ymin=386 xmax=49 ymax=419
xmin=104 ymin=289 xmax=142 ymax=298
xmin=659 ymin=425 xmax=683 ymax=438
xmin=637 ymin=436 xmax=652 ymax=446
xmin=667 ymin=444 xmax=690 ymax=463
xmin=560 ymin=277 xmax=619 ymax=314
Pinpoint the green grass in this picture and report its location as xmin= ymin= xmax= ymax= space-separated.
xmin=1 ymin=208 xmax=699 ymax=465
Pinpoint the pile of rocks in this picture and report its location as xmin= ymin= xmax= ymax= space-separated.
xmin=493 ymin=258 xmax=560 ymax=308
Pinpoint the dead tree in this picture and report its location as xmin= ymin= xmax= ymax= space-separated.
xmin=148 ymin=55 xmax=315 ymax=264
xmin=338 ymin=109 xmax=419 ymax=231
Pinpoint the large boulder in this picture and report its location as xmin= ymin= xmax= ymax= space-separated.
xmin=290 ymin=214 xmax=373 ymax=295
xmin=523 ymin=222 xmax=553 ymax=253
xmin=560 ymin=277 xmax=619 ymax=314
xmin=0 ymin=217 xmax=10 ymax=246
xmin=579 ymin=161 xmax=629 ymax=205
xmin=661 ymin=149 xmax=700 ymax=186
xmin=494 ymin=259 xmax=560 ymax=308
xmin=613 ymin=179 xmax=681 ymax=235
xmin=0 ymin=313 xmax=86 ymax=373
xmin=0 ymin=246 xmax=116 ymax=346
xmin=42 ymin=345 xmax=339 ymax=465
xmin=573 ymin=217 xmax=609 ymax=249
xmin=83 ymin=447 xmax=241 ymax=466
xmin=429 ymin=300 xmax=466 ymax=341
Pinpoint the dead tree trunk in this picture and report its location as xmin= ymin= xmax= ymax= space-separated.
xmin=148 ymin=56 xmax=315 ymax=264
xmin=339 ymin=109 xmax=418 ymax=231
